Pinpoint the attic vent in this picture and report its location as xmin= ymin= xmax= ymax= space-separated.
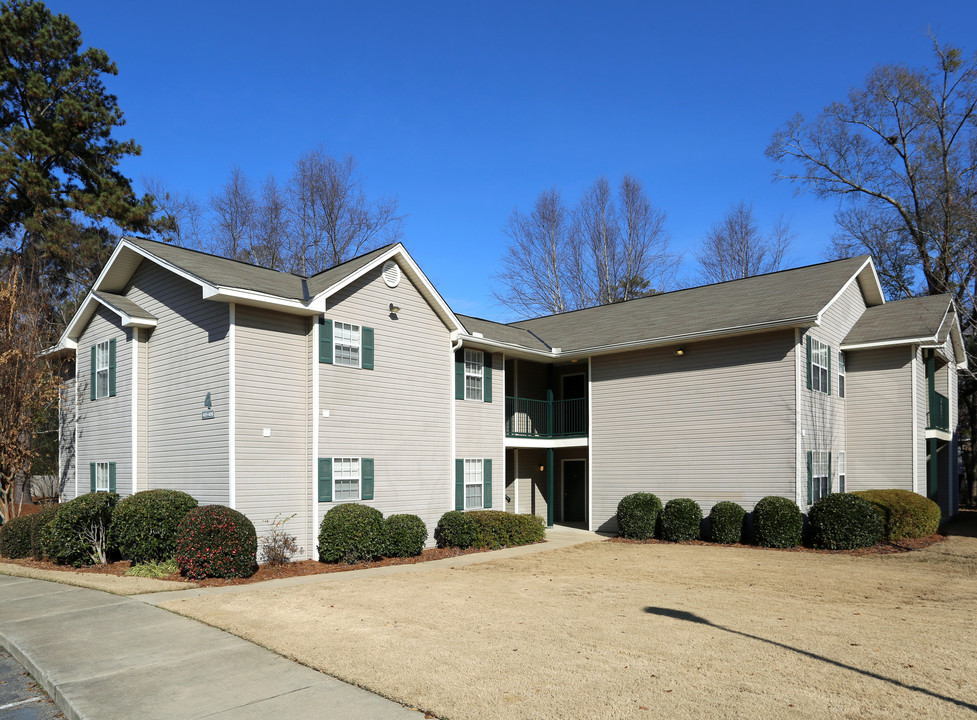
xmin=382 ymin=260 xmax=401 ymax=288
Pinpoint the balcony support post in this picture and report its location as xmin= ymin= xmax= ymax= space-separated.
xmin=546 ymin=447 xmax=555 ymax=527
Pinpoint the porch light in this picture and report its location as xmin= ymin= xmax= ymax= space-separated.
xmin=674 ymin=347 xmax=685 ymax=356
xmin=389 ymin=303 xmax=401 ymax=313
xmin=539 ymin=464 xmax=545 ymax=472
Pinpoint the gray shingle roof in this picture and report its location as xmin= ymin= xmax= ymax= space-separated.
xmin=93 ymin=292 xmax=156 ymax=321
xmin=456 ymin=315 xmax=552 ymax=352
xmin=126 ymin=237 xmax=309 ymax=299
xmin=305 ymin=245 xmax=397 ymax=296
xmin=843 ymin=294 xmax=952 ymax=346
xmin=498 ymin=255 xmax=874 ymax=352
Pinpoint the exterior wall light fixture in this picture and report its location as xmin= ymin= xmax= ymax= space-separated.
xmin=389 ymin=303 xmax=401 ymax=313
xmin=674 ymin=348 xmax=685 ymax=356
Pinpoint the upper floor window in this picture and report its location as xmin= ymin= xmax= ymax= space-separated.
xmin=810 ymin=338 xmax=830 ymax=394
xmin=95 ymin=341 xmax=111 ymax=398
xmin=334 ymin=322 xmax=361 ymax=368
xmin=837 ymin=351 xmax=846 ymax=398
xmin=465 ymin=349 xmax=484 ymax=401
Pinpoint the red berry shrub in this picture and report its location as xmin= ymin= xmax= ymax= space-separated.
xmin=175 ymin=505 xmax=257 ymax=579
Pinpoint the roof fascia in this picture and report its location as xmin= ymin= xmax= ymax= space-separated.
xmin=115 ymin=238 xmax=219 ymax=295
xmin=816 ymin=257 xmax=884 ymax=326
xmin=201 ymin=286 xmax=323 ymax=315
xmin=841 ymin=336 xmax=938 ymax=351
xmin=62 ymin=291 xmax=159 ymax=345
xmin=314 ymin=244 xmax=464 ymax=332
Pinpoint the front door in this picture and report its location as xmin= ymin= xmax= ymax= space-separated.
xmin=562 ymin=459 xmax=586 ymax=522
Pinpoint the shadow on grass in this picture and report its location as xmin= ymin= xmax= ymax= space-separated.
xmin=942 ymin=509 xmax=977 ymax=538
xmin=643 ymin=606 xmax=976 ymax=713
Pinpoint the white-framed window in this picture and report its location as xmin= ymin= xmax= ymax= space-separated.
xmin=95 ymin=462 xmax=110 ymax=492
xmin=334 ymin=322 xmax=361 ymax=368
xmin=464 ymin=458 xmax=483 ymax=509
xmin=837 ymin=451 xmax=846 ymax=493
xmin=333 ymin=457 xmax=361 ymax=501
xmin=811 ymin=451 xmax=829 ymax=503
xmin=464 ymin=349 xmax=484 ymax=401
xmin=811 ymin=338 xmax=829 ymax=393
xmin=837 ymin=351 xmax=846 ymax=398
xmin=95 ymin=341 xmax=110 ymax=399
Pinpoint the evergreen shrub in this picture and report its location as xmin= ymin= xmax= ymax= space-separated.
xmin=42 ymin=492 xmax=118 ymax=566
xmin=752 ymin=496 xmax=802 ymax=548
xmin=434 ymin=510 xmax=478 ymax=549
xmin=616 ymin=492 xmax=662 ymax=539
xmin=384 ymin=514 xmax=428 ymax=557
xmin=708 ymin=501 xmax=746 ymax=544
xmin=807 ymin=493 xmax=883 ymax=550
xmin=317 ymin=503 xmax=385 ymax=564
xmin=661 ymin=498 xmax=702 ymax=542
xmin=110 ymin=489 xmax=198 ymax=564
xmin=175 ymin=505 xmax=257 ymax=579
xmin=852 ymin=489 xmax=941 ymax=540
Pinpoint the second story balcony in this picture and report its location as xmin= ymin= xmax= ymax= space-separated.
xmin=927 ymin=390 xmax=949 ymax=432
xmin=505 ymin=396 xmax=587 ymax=439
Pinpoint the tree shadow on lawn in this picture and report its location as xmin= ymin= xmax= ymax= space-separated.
xmin=643 ymin=606 xmax=976 ymax=713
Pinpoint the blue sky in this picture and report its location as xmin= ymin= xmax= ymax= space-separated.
xmin=50 ymin=1 xmax=977 ymax=320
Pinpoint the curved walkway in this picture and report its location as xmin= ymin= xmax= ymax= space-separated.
xmin=0 ymin=526 xmax=604 ymax=720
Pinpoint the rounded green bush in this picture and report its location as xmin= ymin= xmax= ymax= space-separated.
xmin=317 ymin=503 xmax=385 ymax=564
xmin=29 ymin=505 xmax=59 ymax=560
xmin=852 ymin=489 xmax=941 ymax=540
xmin=42 ymin=492 xmax=119 ymax=566
xmin=708 ymin=501 xmax=746 ymax=544
xmin=807 ymin=493 xmax=883 ymax=550
xmin=752 ymin=496 xmax=802 ymax=548
xmin=616 ymin=492 xmax=663 ymax=539
xmin=467 ymin=510 xmax=547 ymax=549
xmin=175 ymin=505 xmax=257 ymax=579
xmin=434 ymin=510 xmax=479 ymax=549
xmin=110 ymin=489 xmax=198 ymax=564
xmin=0 ymin=514 xmax=33 ymax=558
xmin=661 ymin=498 xmax=702 ymax=542
xmin=384 ymin=514 xmax=427 ymax=557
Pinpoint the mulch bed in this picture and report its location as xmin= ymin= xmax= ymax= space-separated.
xmin=609 ymin=534 xmax=946 ymax=556
xmin=0 ymin=545 xmax=499 ymax=587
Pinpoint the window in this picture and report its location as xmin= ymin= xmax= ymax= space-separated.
xmin=810 ymin=338 xmax=830 ymax=394
xmin=837 ymin=351 xmax=846 ymax=398
xmin=810 ymin=451 xmax=830 ymax=504
xmin=333 ymin=457 xmax=361 ymax=501
xmin=464 ymin=349 xmax=483 ymax=401
xmin=89 ymin=461 xmax=115 ymax=493
xmin=464 ymin=459 xmax=483 ymax=510
xmin=334 ymin=322 xmax=361 ymax=368
xmin=95 ymin=341 xmax=110 ymax=399
xmin=837 ymin=451 xmax=846 ymax=493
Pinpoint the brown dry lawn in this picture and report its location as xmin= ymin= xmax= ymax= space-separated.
xmin=158 ymin=532 xmax=977 ymax=720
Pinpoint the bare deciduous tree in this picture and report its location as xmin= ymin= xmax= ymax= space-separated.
xmin=210 ymin=166 xmax=257 ymax=262
xmin=0 ymin=262 xmax=61 ymax=521
xmin=695 ymin=201 xmax=793 ymax=283
xmin=144 ymin=176 xmax=205 ymax=249
xmin=767 ymin=38 xmax=977 ymax=503
xmin=495 ymin=175 xmax=676 ymax=317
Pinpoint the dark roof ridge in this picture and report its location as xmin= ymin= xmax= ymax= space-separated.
xmin=124 ymin=236 xmax=309 ymax=280
xmin=507 ymin=254 xmax=872 ymax=328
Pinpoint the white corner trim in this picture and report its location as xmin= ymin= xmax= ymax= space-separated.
xmin=449 ymin=340 xmax=459 ymax=512
xmin=131 ymin=329 xmax=138 ymax=495
xmin=228 ymin=303 xmax=236 ymax=510
xmin=311 ymin=318 xmax=320 ymax=561
xmin=911 ymin=344 xmax=919 ymax=495
xmin=795 ymin=328 xmax=803 ymax=507
xmin=74 ymin=362 xmax=79 ymax=499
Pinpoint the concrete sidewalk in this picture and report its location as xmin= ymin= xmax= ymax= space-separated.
xmin=0 ymin=574 xmax=422 ymax=720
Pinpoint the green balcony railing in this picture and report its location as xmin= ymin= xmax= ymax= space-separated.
xmin=505 ymin=396 xmax=587 ymax=439
xmin=927 ymin=391 xmax=949 ymax=432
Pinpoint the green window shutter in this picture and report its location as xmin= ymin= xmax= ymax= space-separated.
xmin=483 ymin=458 xmax=492 ymax=508
xmin=827 ymin=453 xmax=832 ymax=494
xmin=455 ymin=459 xmax=464 ymax=510
xmin=90 ymin=463 xmax=96 ymax=492
xmin=361 ymin=458 xmax=374 ymax=500
xmin=826 ymin=346 xmax=831 ymax=396
xmin=90 ymin=346 xmax=97 ymax=401
xmin=362 ymin=327 xmax=374 ymax=370
xmin=483 ymin=355 xmax=492 ymax=403
xmin=805 ymin=336 xmax=812 ymax=390
xmin=806 ymin=451 xmax=813 ymax=504
xmin=319 ymin=318 xmax=333 ymax=364
xmin=109 ymin=462 xmax=117 ymax=493
xmin=318 ymin=458 xmax=332 ymax=502
xmin=108 ymin=339 xmax=117 ymax=397
xmin=454 ymin=350 xmax=465 ymax=400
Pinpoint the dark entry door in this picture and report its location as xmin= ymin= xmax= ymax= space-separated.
xmin=563 ymin=460 xmax=586 ymax=522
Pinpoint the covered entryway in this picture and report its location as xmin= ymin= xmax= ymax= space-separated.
xmin=561 ymin=459 xmax=586 ymax=523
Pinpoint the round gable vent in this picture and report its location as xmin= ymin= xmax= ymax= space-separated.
xmin=382 ymin=260 xmax=401 ymax=288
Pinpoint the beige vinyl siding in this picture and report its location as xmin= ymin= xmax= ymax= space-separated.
xmin=845 ymin=346 xmax=913 ymax=491
xmin=76 ymin=308 xmax=132 ymax=497
xmin=125 ymin=261 xmax=230 ymax=504
xmin=319 ymin=263 xmax=452 ymax=543
xmin=590 ymin=330 xmax=797 ymax=533
xmin=136 ymin=329 xmax=149 ymax=487
xmin=916 ymin=347 xmax=927 ymax=493
xmin=58 ymin=367 xmax=76 ymax=500
xmin=234 ymin=306 xmax=313 ymax=556
xmin=799 ymin=279 xmax=867 ymax=500
xmin=455 ymin=351 xmax=504 ymax=509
